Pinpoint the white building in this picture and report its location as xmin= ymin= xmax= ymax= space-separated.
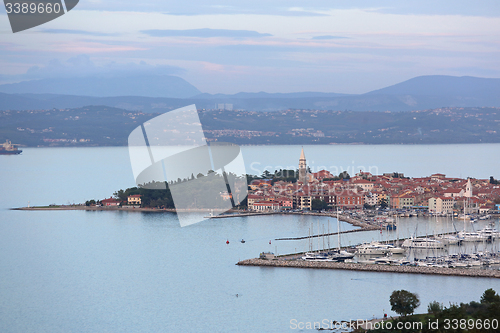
xmin=428 ymin=197 xmax=454 ymax=214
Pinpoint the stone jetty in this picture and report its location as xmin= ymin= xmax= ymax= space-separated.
xmin=237 ymin=258 xmax=500 ymax=278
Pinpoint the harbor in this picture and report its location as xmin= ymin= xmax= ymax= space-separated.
xmin=4 ymin=145 xmax=500 ymax=332
xmin=236 ymin=211 xmax=500 ymax=277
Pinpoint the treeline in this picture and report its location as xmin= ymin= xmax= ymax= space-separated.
xmin=366 ymin=288 xmax=500 ymax=333
xmin=100 ymin=171 xmax=249 ymax=209
xmin=114 ymin=184 xmax=175 ymax=209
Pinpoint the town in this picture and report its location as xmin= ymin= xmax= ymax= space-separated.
xmin=245 ymin=148 xmax=500 ymax=217
xmin=88 ymin=147 xmax=500 ymax=219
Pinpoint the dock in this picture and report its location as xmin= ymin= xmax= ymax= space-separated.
xmin=206 ymin=211 xmax=380 ymax=230
xmin=237 ymin=258 xmax=500 ymax=278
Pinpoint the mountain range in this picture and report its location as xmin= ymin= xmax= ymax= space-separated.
xmin=0 ymin=75 xmax=499 ymax=112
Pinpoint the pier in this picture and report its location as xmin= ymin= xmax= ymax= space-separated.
xmin=237 ymin=258 xmax=500 ymax=278
xmin=276 ymin=228 xmax=369 ymax=241
xmin=206 ymin=211 xmax=380 ymax=230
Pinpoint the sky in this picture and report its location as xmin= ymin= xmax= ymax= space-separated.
xmin=0 ymin=0 xmax=500 ymax=94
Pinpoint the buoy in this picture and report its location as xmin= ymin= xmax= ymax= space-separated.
xmin=241 ymin=239 xmax=245 ymax=243
xmin=226 ymin=240 xmax=229 ymax=244
xmin=269 ymin=240 xmax=272 ymax=244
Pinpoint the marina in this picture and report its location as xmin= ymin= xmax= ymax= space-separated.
xmin=237 ymin=211 xmax=500 ymax=276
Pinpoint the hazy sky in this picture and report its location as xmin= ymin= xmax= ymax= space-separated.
xmin=1 ymin=1 xmax=499 ymax=94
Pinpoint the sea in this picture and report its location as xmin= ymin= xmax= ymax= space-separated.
xmin=1 ymin=144 xmax=500 ymax=333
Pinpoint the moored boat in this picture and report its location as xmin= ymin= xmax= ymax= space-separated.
xmin=457 ymin=231 xmax=489 ymax=242
xmin=0 ymin=140 xmax=22 ymax=155
xmin=401 ymin=237 xmax=446 ymax=249
xmin=356 ymin=241 xmax=405 ymax=255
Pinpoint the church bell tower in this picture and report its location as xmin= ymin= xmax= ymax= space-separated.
xmin=298 ymin=147 xmax=307 ymax=184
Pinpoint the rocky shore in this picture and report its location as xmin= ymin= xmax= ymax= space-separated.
xmin=237 ymin=258 xmax=500 ymax=278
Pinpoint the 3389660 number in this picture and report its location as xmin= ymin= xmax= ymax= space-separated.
xmin=443 ymin=318 xmax=498 ymax=330
xmin=5 ymin=2 xmax=61 ymax=14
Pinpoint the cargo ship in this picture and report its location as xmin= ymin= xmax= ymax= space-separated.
xmin=0 ymin=140 xmax=22 ymax=155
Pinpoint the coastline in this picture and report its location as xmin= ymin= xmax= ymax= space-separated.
xmin=10 ymin=206 xmax=379 ymax=228
xmin=13 ymin=206 xmax=176 ymax=212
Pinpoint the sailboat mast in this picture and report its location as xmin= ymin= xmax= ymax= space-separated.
xmin=327 ymin=220 xmax=330 ymax=250
xmin=337 ymin=207 xmax=341 ymax=250
xmin=322 ymin=224 xmax=325 ymax=251
xmin=317 ymin=220 xmax=320 ymax=253
xmin=396 ymin=214 xmax=399 ymax=247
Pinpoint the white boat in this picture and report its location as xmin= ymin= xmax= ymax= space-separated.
xmin=478 ymin=226 xmax=500 ymax=239
xmin=372 ymin=258 xmax=395 ymax=265
xmin=327 ymin=249 xmax=355 ymax=261
xmin=458 ymin=231 xmax=489 ymax=242
xmin=356 ymin=241 xmax=406 ymax=255
xmin=386 ymin=244 xmax=406 ymax=254
xmin=434 ymin=234 xmax=461 ymax=245
xmin=401 ymin=237 xmax=446 ymax=249
xmin=358 ymin=257 xmax=397 ymax=265
xmin=301 ymin=252 xmax=333 ymax=261
xmin=355 ymin=242 xmax=390 ymax=255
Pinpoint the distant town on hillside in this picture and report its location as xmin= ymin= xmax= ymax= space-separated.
xmin=1 ymin=106 xmax=500 ymax=146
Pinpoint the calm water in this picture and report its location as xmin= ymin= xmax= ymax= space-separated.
xmin=1 ymin=145 xmax=500 ymax=333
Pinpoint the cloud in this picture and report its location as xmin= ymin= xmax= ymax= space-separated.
xmin=72 ymin=0 xmax=500 ymax=17
xmin=41 ymin=29 xmax=118 ymax=37
xmin=311 ymin=35 xmax=349 ymax=40
xmin=2 ymin=55 xmax=186 ymax=82
xmin=140 ymin=28 xmax=272 ymax=38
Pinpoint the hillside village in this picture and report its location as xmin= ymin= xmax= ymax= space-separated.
xmin=247 ymin=148 xmax=500 ymax=215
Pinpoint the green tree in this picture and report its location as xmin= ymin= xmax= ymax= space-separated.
xmin=339 ymin=171 xmax=350 ymax=179
xmin=113 ymin=189 xmax=126 ymax=201
xmin=480 ymin=288 xmax=500 ymax=304
xmin=261 ymin=170 xmax=271 ymax=178
xmin=427 ymin=300 xmax=444 ymax=315
xmin=311 ymin=199 xmax=328 ymax=211
xmin=379 ymin=198 xmax=388 ymax=209
xmin=390 ymin=290 xmax=420 ymax=316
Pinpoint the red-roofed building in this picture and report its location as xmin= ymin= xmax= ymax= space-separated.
xmin=352 ymin=179 xmax=374 ymax=191
xmin=428 ymin=196 xmax=454 ymax=214
xmin=443 ymin=188 xmax=464 ymax=198
xmin=251 ymin=200 xmax=280 ymax=211
xmin=336 ymin=194 xmax=364 ymax=209
xmin=311 ymin=170 xmax=334 ymax=181
xmin=431 ymin=173 xmax=446 ymax=180
xmin=101 ymin=197 xmax=121 ymax=206
xmin=277 ymin=197 xmax=293 ymax=209
xmin=127 ymin=194 xmax=142 ymax=205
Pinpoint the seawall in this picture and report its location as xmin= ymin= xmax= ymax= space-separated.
xmin=237 ymin=258 xmax=500 ymax=278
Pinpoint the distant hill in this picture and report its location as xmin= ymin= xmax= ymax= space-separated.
xmin=365 ymin=75 xmax=500 ymax=97
xmin=0 ymin=75 xmax=499 ymax=112
xmin=0 ymin=75 xmax=201 ymax=99
xmin=193 ymin=91 xmax=350 ymax=99
xmin=2 ymin=106 xmax=500 ymax=146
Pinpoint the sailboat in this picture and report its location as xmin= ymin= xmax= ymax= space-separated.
xmin=327 ymin=207 xmax=355 ymax=261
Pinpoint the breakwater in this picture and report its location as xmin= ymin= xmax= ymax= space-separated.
xmin=208 ymin=211 xmax=379 ymax=230
xmin=276 ymin=228 xmax=369 ymax=241
xmin=237 ymin=258 xmax=500 ymax=278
